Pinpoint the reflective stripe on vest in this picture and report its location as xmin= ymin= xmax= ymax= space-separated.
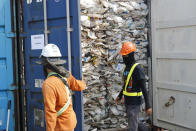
xmin=47 ymin=72 xmax=72 ymax=117
xmin=57 ymin=84 xmax=71 ymax=117
xmin=123 ymin=63 xmax=143 ymax=96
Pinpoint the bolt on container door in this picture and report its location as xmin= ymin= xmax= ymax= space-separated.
xmin=22 ymin=0 xmax=83 ymax=131
xmin=151 ymin=0 xmax=196 ymax=130
xmin=0 ymin=0 xmax=18 ymax=131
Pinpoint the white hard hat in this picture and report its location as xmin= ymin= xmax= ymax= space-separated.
xmin=36 ymin=43 xmax=66 ymax=65
xmin=41 ymin=43 xmax=62 ymax=57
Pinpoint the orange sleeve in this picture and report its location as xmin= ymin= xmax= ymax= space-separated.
xmin=42 ymin=82 xmax=57 ymax=131
xmin=66 ymin=74 xmax=86 ymax=91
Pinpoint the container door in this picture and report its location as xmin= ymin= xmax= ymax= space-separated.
xmin=0 ymin=0 xmax=18 ymax=131
xmin=22 ymin=0 xmax=83 ymax=131
xmin=151 ymin=0 xmax=196 ymax=130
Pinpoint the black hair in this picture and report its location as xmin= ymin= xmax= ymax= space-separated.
xmin=41 ymin=57 xmax=69 ymax=77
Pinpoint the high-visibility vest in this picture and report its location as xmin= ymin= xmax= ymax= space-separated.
xmin=47 ymin=72 xmax=72 ymax=117
xmin=123 ymin=63 xmax=143 ymax=97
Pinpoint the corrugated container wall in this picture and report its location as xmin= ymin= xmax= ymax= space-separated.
xmin=0 ymin=0 xmax=19 ymax=131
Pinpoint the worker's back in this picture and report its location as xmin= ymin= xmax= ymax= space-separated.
xmin=42 ymin=76 xmax=77 ymax=131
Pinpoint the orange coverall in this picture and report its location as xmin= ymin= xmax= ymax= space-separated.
xmin=42 ymin=74 xmax=86 ymax=131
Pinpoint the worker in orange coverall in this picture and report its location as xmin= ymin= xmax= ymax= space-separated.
xmin=37 ymin=44 xmax=86 ymax=131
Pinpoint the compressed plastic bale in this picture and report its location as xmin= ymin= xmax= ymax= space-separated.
xmin=84 ymin=124 xmax=91 ymax=131
xmin=81 ymin=15 xmax=96 ymax=28
xmin=91 ymin=128 xmax=98 ymax=131
xmin=110 ymin=106 xmax=120 ymax=116
xmin=88 ymin=31 xmax=97 ymax=39
xmin=80 ymin=0 xmax=97 ymax=9
xmin=111 ymin=117 xmax=118 ymax=124
xmin=119 ymin=2 xmax=134 ymax=11
xmin=81 ymin=0 xmax=149 ymax=130
xmin=130 ymin=1 xmax=141 ymax=10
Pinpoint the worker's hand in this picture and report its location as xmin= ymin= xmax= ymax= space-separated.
xmin=146 ymin=108 xmax=152 ymax=115
xmin=115 ymin=97 xmax=122 ymax=104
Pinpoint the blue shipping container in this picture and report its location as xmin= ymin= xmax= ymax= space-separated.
xmin=21 ymin=0 xmax=83 ymax=131
xmin=0 ymin=0 xmax=18 ymax=131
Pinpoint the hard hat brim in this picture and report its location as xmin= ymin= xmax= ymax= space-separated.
xmin=119 ymin=51 xmax=129 ymax=56
xmin=36 ymin=59 xmax=66 ymax=65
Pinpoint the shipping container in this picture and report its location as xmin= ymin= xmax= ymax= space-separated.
xmin=0 ymin=0 xmax=19 ymax=131
xmin=151 ymin=0 xmax=196 ymax=130
xmin=1 ymin=0 xmax=196 ymax=131
xmin=19 ymin=0 xmax=83 ymax=131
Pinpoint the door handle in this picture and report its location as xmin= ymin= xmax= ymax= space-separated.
xmin=165 ymin=96 xmax=175 ymax=107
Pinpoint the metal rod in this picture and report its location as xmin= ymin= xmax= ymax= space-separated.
xmin=66 ymin=0 xmax=72 ymax=73
xmin=6 ymin=100 xmax=11 ymax=131
xmin=43 ymin=0 xmax=48 ymax=45
xmin=6 ymin=110 xmax=10 ymax=131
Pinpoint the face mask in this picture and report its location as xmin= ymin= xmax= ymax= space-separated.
xmin=123 ymin=57 xmax=130 ymax=65
xmin=123 ymin=52 xmax=135 ymax=66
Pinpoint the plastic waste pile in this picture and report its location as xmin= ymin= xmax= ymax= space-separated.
xmin=80 ymin=0 xmax=149 ymax=130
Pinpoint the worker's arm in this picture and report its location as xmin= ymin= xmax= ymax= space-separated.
xmin=42 ymin=83 xmax=57 ymax=131
xmin=66 ymin=74 xmax=86 ymax=91
xmin=118 ymin=86 xmax=124 ymax=99
xmin=138 ymin=79 xmax=150 ymax=110
xmin=134 ymin=65 xmax=152 ymax=114
xmin=116 ymin=85 xmax=124 ymax=104
xmin=116 ymin=72 xmax=125 ymax=104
